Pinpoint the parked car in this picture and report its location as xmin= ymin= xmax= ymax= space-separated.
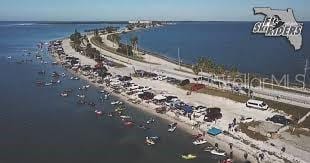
xmin=240 ymin=117 xmax=254 ymax=123
xmin=266 ymin=115 xmax=291 ymax=125
xmin=246 ymin=100 xmax=268 ymax=110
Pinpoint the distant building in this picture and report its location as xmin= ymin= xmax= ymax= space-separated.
xmin=128 ymin=20 xmax=152 ymax=24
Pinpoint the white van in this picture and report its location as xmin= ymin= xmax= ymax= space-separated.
xmin=246 ymin=100 xmax=268 ymax=110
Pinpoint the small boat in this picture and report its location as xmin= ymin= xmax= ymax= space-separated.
xmin=104 ymin=95 xmax=109 ymax=100
xmin=168 ymin=123 xmax=177 ymax=132
xmin=124 ymin=121 xmax=134 ymax=127
xmin=60 ymin=93 xmax=68 ymax=97
xmin=107 ymin=112 xmax=113 ymax=117
xmin=146 ymin=118 xmax=155 ymax=124
xmin=7 ymin=56 xmax=12 ymax=59
xmin=95 ymin=110 xmax=103 ymax=115
xmin=77 ymin=94 xmax=85 ymax=98
xmin=85 ymin=85 xmax=90 ymax=88
xmin=70 ymin=77 xmax=80 ymax=80
xmin=61 ymin=73 xmax=66 ymax=77
xmin=181 ymin=154 xmax=197 ymax=160
xmin=193 ymin=139 xmax=208 ymax=145
xmin=111 ymin=101 xmax=121 ymax=105
xmin=145 ymin=137 xmax=155 ymax=146
xmin=210 ymin=149 xmax=226 ymax=156
xmin=120 ymin=115 xmax=131 ymax=119
xmin=45 ymin=82 xmax=52 ymax=86
xmin=115 ymin=108 xmax=125 ymax=112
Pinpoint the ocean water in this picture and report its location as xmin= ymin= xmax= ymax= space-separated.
xmin=122 ymin=22 xmax=310 ymax=82
xmin=0 ymin=22 xmax=220 ymax=163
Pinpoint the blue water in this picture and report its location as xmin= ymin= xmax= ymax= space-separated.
xmin=0 ymin=22 xmax=220 ymax=163
xmin=122 ymin=22 xmax=310 ymax=80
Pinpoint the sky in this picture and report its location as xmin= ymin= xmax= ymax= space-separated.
xmin=0 ymin=0 xmax=308 ymax=21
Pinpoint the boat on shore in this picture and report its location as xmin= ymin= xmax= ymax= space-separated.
xmin=193 ymin=139 xmax=208 ymax=145
xmin=181 ymin=154 xmax=197 ymax=160
xmin=210 ymin=149 xmax=226 ymax=156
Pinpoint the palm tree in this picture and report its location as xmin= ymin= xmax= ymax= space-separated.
xmin=112 ymin=34 xmax=121 ymax=47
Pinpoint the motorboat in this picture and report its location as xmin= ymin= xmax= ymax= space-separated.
xmin=111 ymin=101 xmax=121 ymax=105
xmin=77 ymin=94 xmax=85 ymax=98
xmin=107 ymin=112 xmax=113 ymax=117
xmin=115 ymin=107 xmax=125 ymax=112
xmin=168 ymin=123 xmax=177 ymax=132
xmin=193 ymin=139 xmax=207 ymax=145
xmin=70 ymin=77 xmax=80 ymax=80
xmin=146 ymin=118 xmax=155 ymax=124
xmin=120 ymin=115 xmax=131 ymax=119
xmin=95 ymin=110 xmax=103 ymax=115
xmin=104 ymin=94 xmax=109 ymax=100
xmin=45 ymin=82 xmax=52 ymax=86
xmin=145 ymin=137 xmax=155 ymax=146
xmin=60 ymin=93 xmax=68 ymax=97
xmin=124 ymin=121 xmax=134 ymax=127
xmin=210 ymin=149 xmax=226 ymax=156
xmin=181 ymin=154 xmax=197 ymax=160
xmin=85 ymin=85 xmax=90 ymax=88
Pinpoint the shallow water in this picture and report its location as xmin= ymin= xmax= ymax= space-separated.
xmin=0 ymin=22 xmax=221 ymax=163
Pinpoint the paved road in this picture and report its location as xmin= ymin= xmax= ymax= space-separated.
xmin=90 ymin=34 xmax=310 ymax=108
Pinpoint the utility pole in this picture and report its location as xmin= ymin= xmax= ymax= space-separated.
xmin=304 ymin=57 xmax=309 ymax=89
xmin=178 ymin=48 xmax=181 ymax=70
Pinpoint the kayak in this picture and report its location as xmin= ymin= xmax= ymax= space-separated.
xmin=181 ymin=154 xmax=197 ymax=160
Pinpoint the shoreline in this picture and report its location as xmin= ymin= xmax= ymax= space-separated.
xmin=49 ymin=31 xmax=310 ymax=163
xmin=50 ymin=41 xmax=255 ymax=162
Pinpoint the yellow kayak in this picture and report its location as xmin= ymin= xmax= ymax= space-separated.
xmin=181 ymin=154 xmax=197 ymax=160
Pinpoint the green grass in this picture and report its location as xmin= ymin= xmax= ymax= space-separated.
xmin=90 ymin=37 xmax=159 ymax=65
